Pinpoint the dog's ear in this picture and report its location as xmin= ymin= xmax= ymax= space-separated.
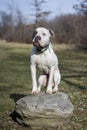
xmin=49 ymin=30 xmax=55 ymax=38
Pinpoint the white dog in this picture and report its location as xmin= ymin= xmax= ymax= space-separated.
xmin=30 ymin=27 xmax=61 ymax=95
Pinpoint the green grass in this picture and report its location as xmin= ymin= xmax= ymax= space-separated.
xmin=0 ymin=42 xmax=87 ymax=130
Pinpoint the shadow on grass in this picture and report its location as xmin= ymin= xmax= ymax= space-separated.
xmin=10 ymin=111 xmax=29 ymax=127
xmin=10 ymin=93 xmax=27 ymax=102
xmin=10 ymin=111 xmax=23 ymax=125
xmin=10 ymin=94 xmax=29 ymax=127
xmin=10 ymin=94 xmax=27 ymax=123
xmin=62 ymin=78 xmax=86 ymax=90
xmin=60 ymin=62 xmax=87 ymax=91
xmin=61 ymin=66 xmax=87 ymax=91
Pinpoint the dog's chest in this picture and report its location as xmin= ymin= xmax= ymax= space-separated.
xmin=35 ymin=52 xmax=54 ymax=73
xmin=31 ymin=46 xmax=58 ymax=73
xmin=36 ymin=54 xmax=51 ymax=72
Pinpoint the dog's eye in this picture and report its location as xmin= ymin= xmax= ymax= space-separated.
xmin=43 ymin=33 xmax=46 ymax=36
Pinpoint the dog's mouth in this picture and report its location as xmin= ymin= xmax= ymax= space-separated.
xmin=33 ymin=42 xmax=44 ymax=51
xmin=33 ymin=36 xmax=43 ymax=50
xmin=33 ymin=40 xmax=42 ymax=47
xmin=33 ymin=42 xmax=49 ymax=52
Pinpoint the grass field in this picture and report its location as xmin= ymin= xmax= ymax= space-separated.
xmin=0 ymin=41 xmax=87 ymax=130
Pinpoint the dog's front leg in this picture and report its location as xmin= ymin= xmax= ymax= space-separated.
xmin=46 ymin=66 xmax=55 ymax=94
xmin=30 ymin=64 xmax=37 ymax=95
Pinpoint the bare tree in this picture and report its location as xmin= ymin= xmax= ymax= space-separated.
xmin=31 ymin=0 xmax=51 ymax=26
xmin=73 ymin=0 xmax=87 ymax=48
xmin=73 ymin=0 xmax=87 ymax=15
xmin=0 ymin=11 xmax=13 ymax=40
xmin=7 ymin=1 xmax=15 ymax=41
xmin=15 ymin=9 xmax=24 ymax=42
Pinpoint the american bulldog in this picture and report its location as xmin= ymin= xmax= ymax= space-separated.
xmin=30 ymin=27 xmax=61 ymax=95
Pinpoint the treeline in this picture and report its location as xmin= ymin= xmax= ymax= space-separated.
xmin=0 ymin=10 xmax=33 ymax=43
xmin=48 ymin=14 xmax=87 ymax=47
xmin=0 ymin=11 xmax=87 ymax=47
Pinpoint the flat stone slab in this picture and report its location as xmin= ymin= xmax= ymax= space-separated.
xmin=15 ymin=92 xmax=74 ymax=129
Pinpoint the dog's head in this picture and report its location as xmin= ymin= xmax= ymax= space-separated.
xmin=32 ymin=27 xmax=54 ymax=50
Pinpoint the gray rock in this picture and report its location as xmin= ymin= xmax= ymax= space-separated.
xmin=15 ymin=92 xmax=74 ymax=130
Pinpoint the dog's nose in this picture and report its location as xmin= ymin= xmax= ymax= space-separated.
xmin=35 ymin=36 xmax=41 ymax=43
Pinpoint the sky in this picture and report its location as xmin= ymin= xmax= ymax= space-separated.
xmin=0 ymin=0 xmax=79 ymax=22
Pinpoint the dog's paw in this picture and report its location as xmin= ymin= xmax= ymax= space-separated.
xmin=46 ymin=89 xmax=52 ymax=95
xmin=31 ymin=89 xmax=38 ymax=95
xmin=32 ymin=91 xmax=38 ymax=95
xmin=37 ymin=88 xmax=41 ymax=94
xmin=31 ymin=88 xmax=41 ymax=95
xmin=52 ymin=88 xmax=58 ymax=93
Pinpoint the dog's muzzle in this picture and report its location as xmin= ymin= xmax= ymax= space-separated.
xmin=33 ymin=36 xmax=41 ymax=46
xmin=32 ymin=35 xmax=49 ymax=53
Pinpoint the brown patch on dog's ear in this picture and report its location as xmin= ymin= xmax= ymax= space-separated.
xmin=49 ymin=30 xmax=55 ymax=38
